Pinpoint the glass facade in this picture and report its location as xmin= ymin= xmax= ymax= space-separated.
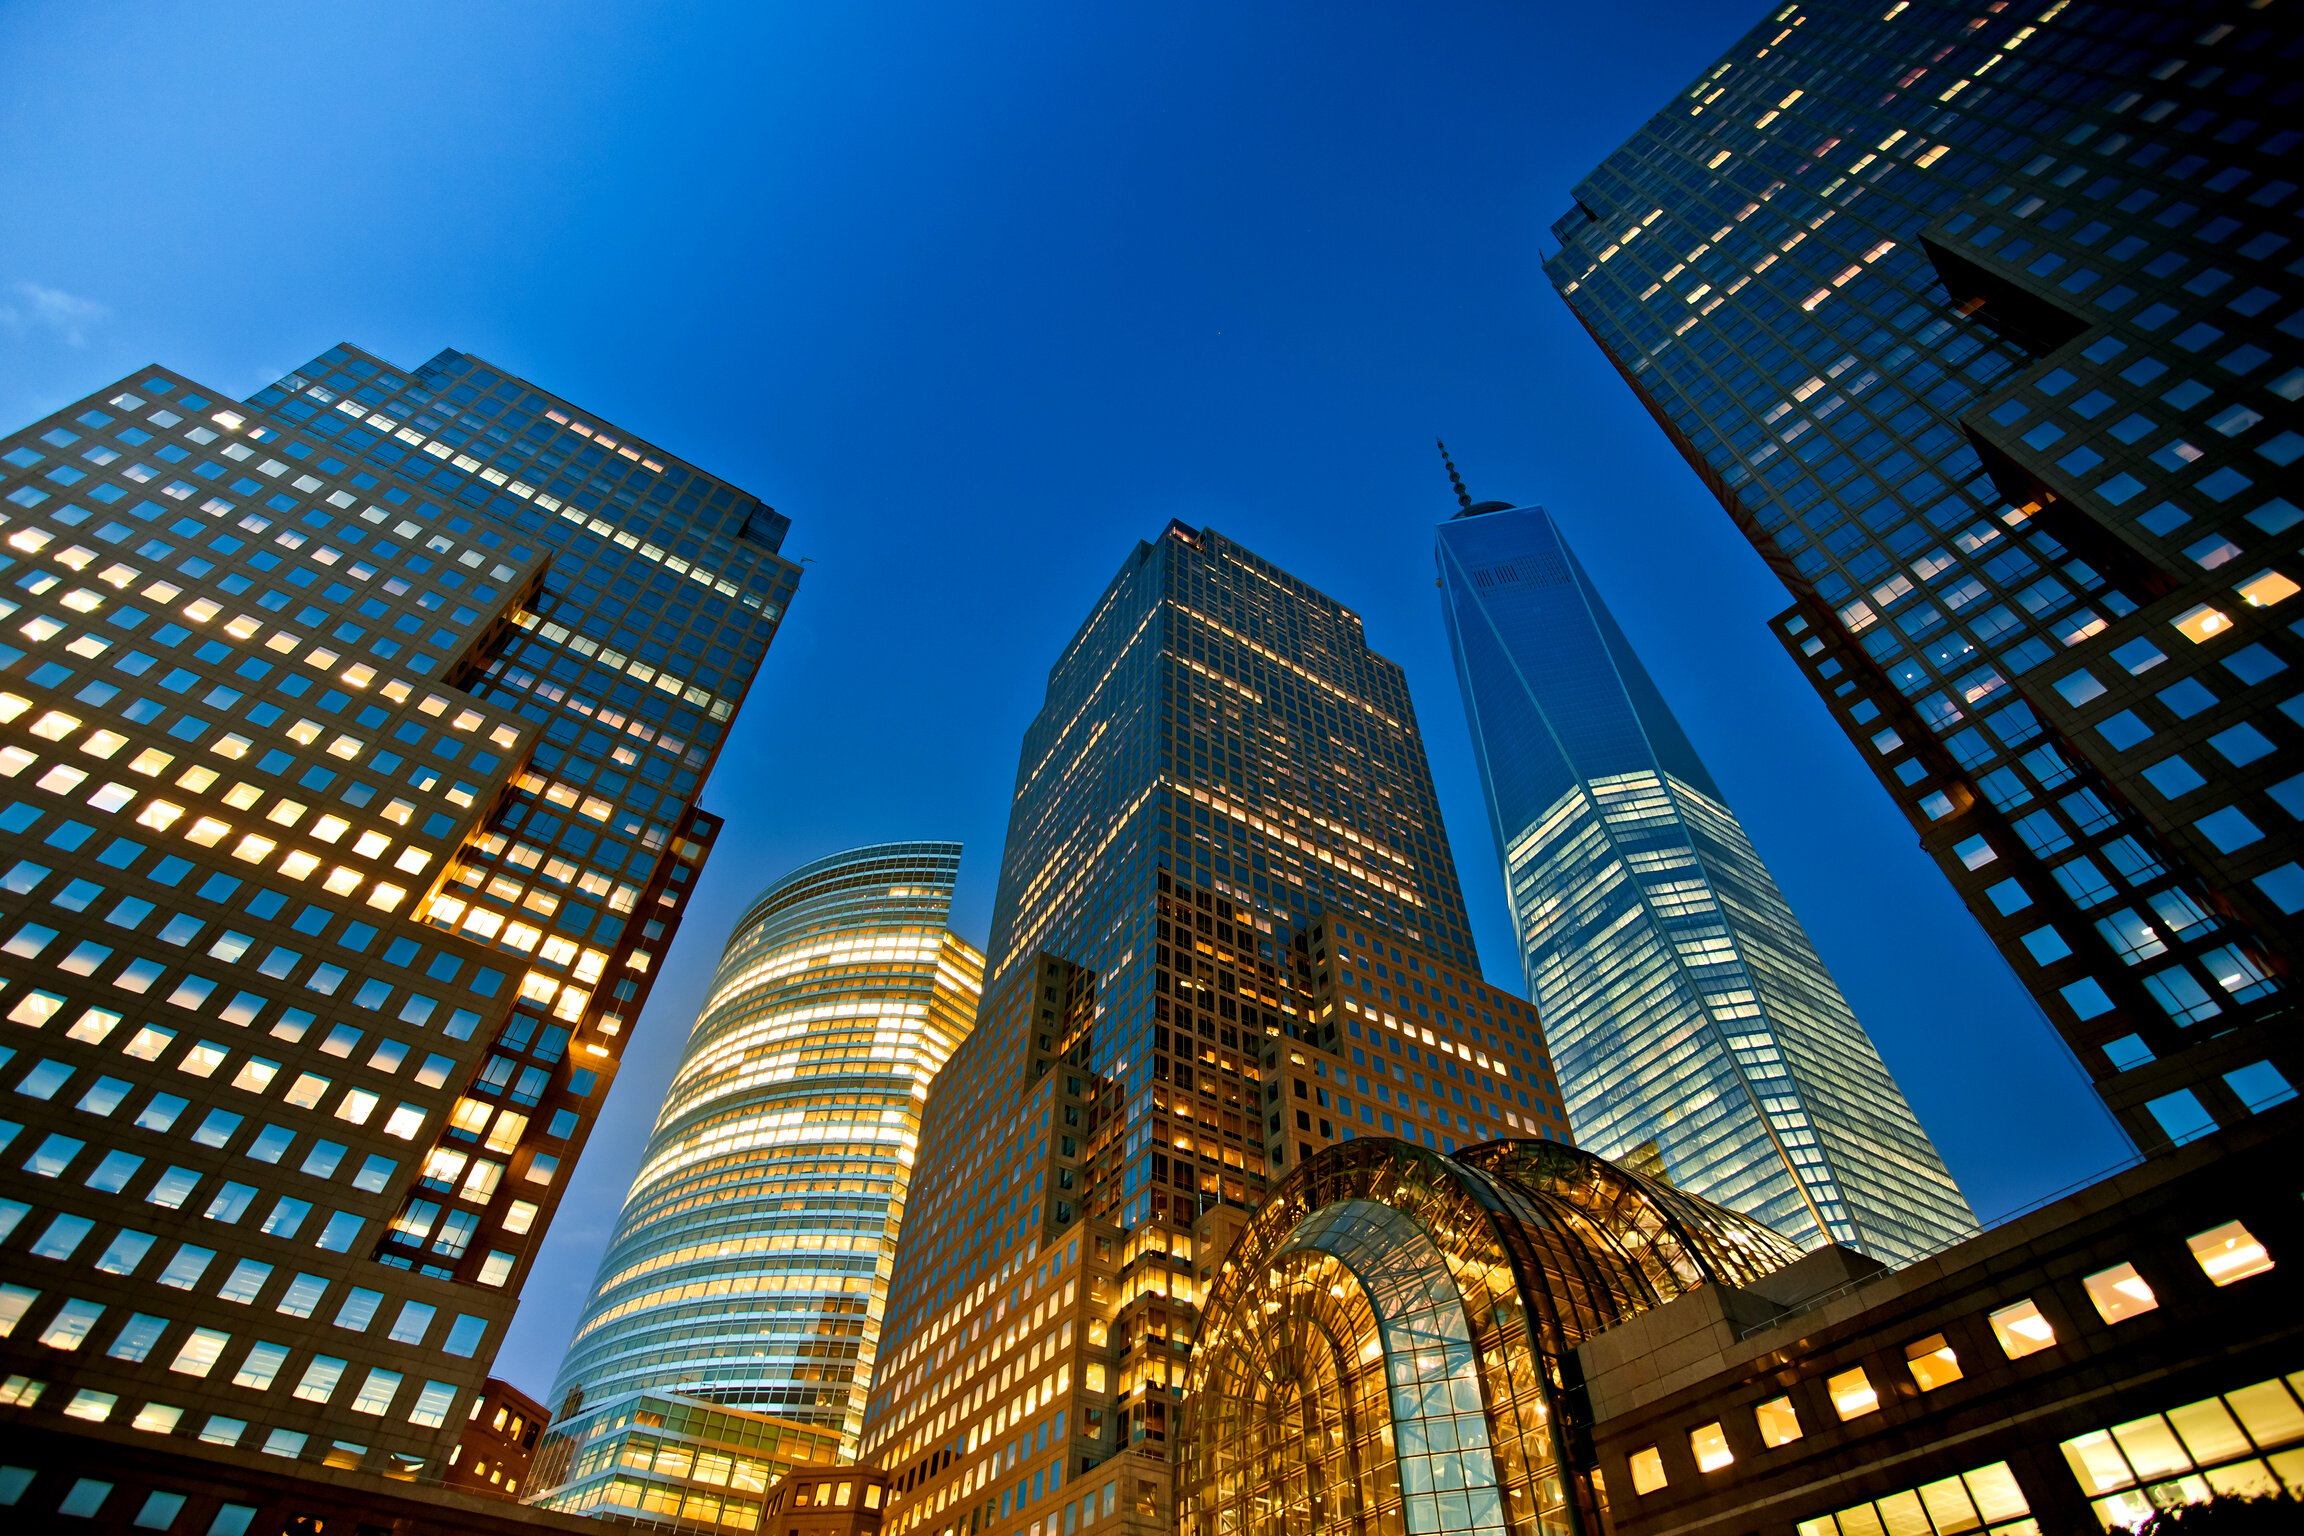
xmin=861 ymin=524 xmax=1566 ymax=1536
xmin=534 ymin=843 xmax=984 ymax=1527
xmin=1437 ymin=501 xmax=1972 ymax=1262
xmin=1179 ymin=1137 xmax=1804 ymax=1536
xmin=1541 ymin=0 xmax=2299 ymax=1151
xmin=0 ymin=350 xmax=797 ymax=1477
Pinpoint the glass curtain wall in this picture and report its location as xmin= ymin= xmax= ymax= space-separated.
xmin=535 ymin=843 xmax=983 ymax=1525
xmin=1438 ymin=503 xmax=1973 ymax=1263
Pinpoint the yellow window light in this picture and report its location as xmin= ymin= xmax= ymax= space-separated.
xmin=1905 ymin=1334 xmax=1964 ymax=1391
xmin=1988 ymin=1299 xmax=2058 ymax=1358
xmin=1755 ymin=1395 xmax=1802 ymax=1447
xmin=2083 ymin=1263 xmax=2159 ymax=1324
xmin=1828 ymin=1366 xmax=1879 ymax=1420
xmin=2172 ymin=603 xmax=2232 ymax=643
xmin=2187 ymin=1222 xmax=2273 ymax=1287
xmin=2235 ymin=569 xmax=2298 ymax=608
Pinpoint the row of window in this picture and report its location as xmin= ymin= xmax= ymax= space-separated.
xmin=1626 ymin=1219 xmax=2275 ymax=1494
xmin=2 ymin=986 xmax=435 ymax=1146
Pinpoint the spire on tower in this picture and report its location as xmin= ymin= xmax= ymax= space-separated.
xmin=1437 ymin=438 xmax=1474 ymax=514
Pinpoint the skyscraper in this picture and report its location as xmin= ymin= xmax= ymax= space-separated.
xmin=533 ymin=843 xmax=984 ymax=1528
xmin=1543 ymin=0 xmax=2299 ymax=1152
xmin=0 ymin=347 xmax=798 ymax=1480
xmin=1437 ymin=488 xmax=1974 ymax=1262
xmin=859 ymin=524 xmax=1565 ymax=1536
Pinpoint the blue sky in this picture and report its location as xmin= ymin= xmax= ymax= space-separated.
xmin=1 ymin=0 xmax=2133 ymax=1399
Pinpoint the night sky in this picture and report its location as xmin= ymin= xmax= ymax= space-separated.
xmin=1 ymin=0 xmax=2134 ymax=1400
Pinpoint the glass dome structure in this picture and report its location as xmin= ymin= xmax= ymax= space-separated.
xmin=1180 ymin=1137 xmax=1803 ymax=1536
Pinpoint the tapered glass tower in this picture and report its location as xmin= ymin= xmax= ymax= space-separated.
xmin=0 ymin=349 xmax=798 ymax=1479
xmin=1542 ymin=0 xmax=2299 ymax=1151
xmin=1438 ymin=494 xmax=1972 ymax=1262
xmin=534 ymin=843 xmax=983 ymax=1527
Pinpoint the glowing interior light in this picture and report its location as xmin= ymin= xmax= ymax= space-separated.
xmin=2172 ymin=604 xmax=2231 ymax=642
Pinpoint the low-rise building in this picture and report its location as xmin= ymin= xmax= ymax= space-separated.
xmin=1579 ymin=1109 xmax=2302 ymax=1534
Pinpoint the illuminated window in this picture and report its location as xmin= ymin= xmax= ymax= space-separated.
xmin=2058 ymin=1373 xmax=2304 ymax=1529
xmin=1755 ymin=1395 xmax=1803 ymax=1448
xmin=1798 ymin=1461 xmax=2027 ymax=1536
xmin=1628 ymin=1445 xmax=1668 ymax=1494
xmin=2234 ymin=569 xmax=2298 ymax=608
xmin=1987 ymin=1299 xmax=2057 ymax=1359
xmin=2171 ymin=603 xmax=2232 ymax=643
xmin=2187 ymin=1222 xmax=2273 ymax=1287
xmin=1689 ymin=1422 xmax=1733 ymax=1473
xmin=1904 ymin=1334 xmax=1963 ymax=1391
xmin=1826 ymin=1366 xmax=1878 ymax=1421
xmin=2082 ymin=1263 xmax=2159 ymax=1324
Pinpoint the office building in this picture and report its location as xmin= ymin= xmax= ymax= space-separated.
xmin=533 ymin=843 xmax=985 ymax=1528
xmin=1437 ymin=489 xmax=1973 ymax=1262
xmin=0 ymin=347 xmax=799 ymax=1485
xmin=1543 ymin=0 xmax=2300 ymax=1151
xmin=1179 ymin=1136 xmax=1806 ymax=1536
xmin=1579 ymin=1106 xmax=2298 ymax=1536
xmin=859 ymin=523 xmax=1567 ymax=1536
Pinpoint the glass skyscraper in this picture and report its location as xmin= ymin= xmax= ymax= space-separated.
xmin=1437 ymin=496 xmax=1972 ymax=1262
xmin=0 ymin=348 xmax=796 ymax=1480
xmin=859 ymin=524 xmax=1564 ymax=1536
xmin=1543 ymin=0 xmax=2299 ymax=1152
xmin=534 ymin=843 xmax=984 ymax=1529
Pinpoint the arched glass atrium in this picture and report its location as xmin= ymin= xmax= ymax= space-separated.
xmin=1180 ymin=1138 xmax=1802 ymax=1536
xmin=535 ymin=843 xmax=984 ymax=1526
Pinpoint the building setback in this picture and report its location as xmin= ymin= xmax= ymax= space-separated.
xmin=1437 ymin=494 xmax=1973 ymax=1264
xmin=446 ymin=1376 xmax=547 ymax=1501
xmin=858 ymin=523 xmax=1566 ymax=1536
xmin=0 ymin=347 xmax=799 ymax=1479
xmin=1542 ymin=0 xmax=2300 ymax=1151
xmin=534 ymin=842 xmax=984 ymax=1528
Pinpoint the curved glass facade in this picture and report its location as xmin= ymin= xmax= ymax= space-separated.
xmin=1181 ymin=1137 xmax=1802 ymax=1536
xmin=1438 ymin=503 xmax=1974 ymax=1264
xmin=534 ymin=842 xmax=984 ymax=1525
